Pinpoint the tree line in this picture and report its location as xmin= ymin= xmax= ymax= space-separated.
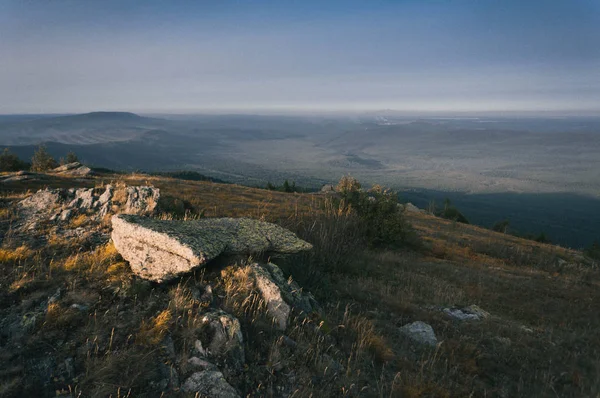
xmin=0 ymin=145 xmax=79 ymax=172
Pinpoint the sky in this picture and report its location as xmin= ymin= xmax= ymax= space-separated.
xmin=1 ymin=0 xmax=599 ymax=114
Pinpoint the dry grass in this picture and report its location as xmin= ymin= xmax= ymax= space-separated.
xmin=69 ymin=213 xmax=88 ymax=229
xmin=136 ymin=309 xmax=173 ymax=346
xmin=1 ymin=172 xmax=599 ymax=397
xmin=0 ymin=245 xmax=33 ymax=263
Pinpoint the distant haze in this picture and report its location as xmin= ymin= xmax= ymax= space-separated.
xmin=1 ymin=0 xmax=599 ymax=114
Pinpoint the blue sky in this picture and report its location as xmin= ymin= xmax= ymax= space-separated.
xmin=1 ymin=0 xmax=599 ymax=114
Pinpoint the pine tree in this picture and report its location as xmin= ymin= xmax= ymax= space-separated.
xmin=31 ymin=145 xmax=58 ymax=172
xmin=0 ymin=148 xmax=26 ymax=171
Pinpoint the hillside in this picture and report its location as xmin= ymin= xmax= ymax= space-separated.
xmin=2 ymin=113 xmax=600 ymax=249
xmin=0 ymin=171 xmax=599 ymax=397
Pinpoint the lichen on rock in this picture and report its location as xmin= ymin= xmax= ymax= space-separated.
xmin=110 ymin=215 xmax=312 ymax=282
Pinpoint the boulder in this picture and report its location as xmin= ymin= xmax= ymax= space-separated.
xmin=182 ymin=370 xmax=240 ymax=398
xmin=52 ymin=162 xmax=93 ymax=177
xmin=251 ymin=264 xmax=290 ymax=330
xmin=111 ymin=215 xmax=312 ymax=281
xmin=52 ymin=162 xmax=82 ymax=172
xmin=197 ymin=310 xmax=245 ymax=370
xmin=248 ymin=263 xmax=318 ymax=330
xmin=399 ymin=321 xmax=438 ymax=347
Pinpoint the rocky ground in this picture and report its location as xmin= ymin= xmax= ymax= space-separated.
xmin=0 ymin=172 xmax=599 ymax=397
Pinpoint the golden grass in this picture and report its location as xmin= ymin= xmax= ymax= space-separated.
xmin=136 ymin=309 xmax=172 ymax=346
xmin=56 ymin=243 xmax=119 ymax=273
xmin=0 ymin=245 xmax=33 ymax=263
xmin=69 ymin=214 xmax=88 ymax=228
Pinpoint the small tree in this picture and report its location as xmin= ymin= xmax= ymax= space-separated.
xmin=493 ymin=219 xmax=510 ymax=234
xmin=335 ymin=176 xmax=419 ymax=248
xmin=535 ymin=232 xmax=550 ymax=244
xmin=0 ymin=148 xmax=26 ymax=172
xmin=31 ymin=145 xmax=58 ymax=172
xmin=282 ymin=180 xmax=291 ymax=193
xmin=585 ymin=240 xmax=600 ymax=261
xmin=64 ymin=151 xmax=79 ymax=164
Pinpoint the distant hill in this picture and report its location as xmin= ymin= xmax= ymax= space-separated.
xmin=0 ymin=111 xmax=166 ymax=145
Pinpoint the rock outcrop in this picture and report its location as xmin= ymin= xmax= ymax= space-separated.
xmin=18 ymin=185 xmax=159 ymax=226
xmin=51 ymin=162 xmax=92 ymax=177
xmin=248 ymin=263 xmax=318 ymax=330
xmin=111 ymin=215 xmax=312 ymax=281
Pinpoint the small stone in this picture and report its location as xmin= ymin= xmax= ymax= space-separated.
xmin=200 ymin=285 xmax=213 ymax=303
xmin=194 ymin=339 xmax=208 ymax=357
xmin=188 ymin=357 xmax=217 ymax=370
xmin=70 ymin=304 xmax=88 ymax=312
xmin=199 ymin=310 xmax=245 ymax=370
xmin=399 ymin=321 xmax=438 ymax=347
xmin=48 ymin=288 xmax=62 ymax=305
xmin=282 ymin=336 xmax=297 ymax=349
xmin=60 ymin=209 xmax=73 ymax=221
xmin=182 ymin=371 xmax=240 ymax=398
xmin=442 ymin=304 xmax=490 ymax=321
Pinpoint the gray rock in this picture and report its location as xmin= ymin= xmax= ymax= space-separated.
xmin=97 ymin=184 xmax=113 ymax=206
xmin=70 ymin=303 xmax=89 ymax=312
xmin=188 ymin=357 xmax=217 ymax=370
xmin=68 ymin=188 xmax=95 ymax=209
xmin=19 ymin=189 xmax=62 ymax=212
xmin=248 ymin=263 xmax=318 ymax=330
xmin=53 ymin=162 xmax=92 ymax=176
xmin=111 ymin=215 xmax=312 ymax=282
xmin=123 ymin=186 xmax=160 ymax=215
xmin=198 ymin=310 xmax=245 ymax=370
xmin=250 ymin=264 xmax=291 ymax=330
xmin=399 ymin=321 xmax=438 ymax=347
xmin=182 ymin=371 xmax=240 ymax=398
xmin=53 ymin=162 xmax=82 ymax=172
xmin=443 ymin=305 xmax=490 ymax=321
xmin=320 ymin=184 xmax=335 ymax=193
xmin=60 ymin=209 xmax=73 ymax=221
xmin=403 ymin=202 xmax=422 ymax=213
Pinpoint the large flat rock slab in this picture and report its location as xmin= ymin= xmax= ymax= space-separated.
xmin=111 ymin=215 xmax=312 ymax=282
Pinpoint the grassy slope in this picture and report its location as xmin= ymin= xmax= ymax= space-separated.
xmin=1 ymin=172 xmax=599 ymax=397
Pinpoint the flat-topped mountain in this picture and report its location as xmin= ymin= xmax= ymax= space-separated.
xmin=0 ymin=111 xmax=163 ymax=145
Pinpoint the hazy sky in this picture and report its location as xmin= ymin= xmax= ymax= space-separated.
xmin=1 ymin=0 xmax=599 ymax=114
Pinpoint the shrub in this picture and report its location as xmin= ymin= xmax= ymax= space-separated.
xmin=438 ymin=199 xmax=469 ymax=224
xmin=30 ymin=145 xmax=58 ymax=172
xmin=585 ymin=240 xmax=600 ymax=261
xmin=336 ymin=178 xmax=419 ymax=249
xmin=60 ymin=151 xmax=79 ymax=165
xmin=492 ymin=219 xmax=510 ymax=233
xmin=0 ymin=148 xmax=27 ymax=171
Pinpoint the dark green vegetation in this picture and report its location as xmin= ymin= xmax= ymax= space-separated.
xmin=0 ymin=172 xmax=599 ymax=397
xmin=401 ymin=189 xmax=600 ymax=249
xmin=30 ymin=145 xmax=59 ymax=172
xmin=0 ymin=148 xmax=28 ymax=172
